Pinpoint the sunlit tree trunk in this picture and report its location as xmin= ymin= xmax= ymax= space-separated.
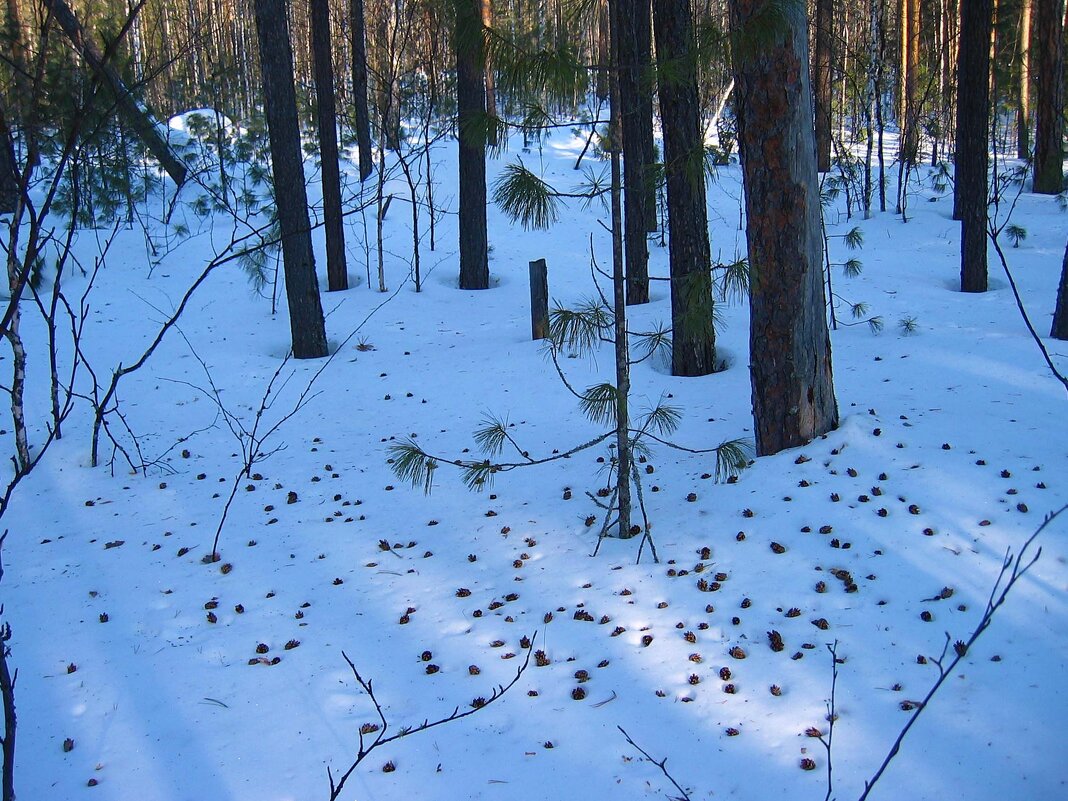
xmin=1017 ymin=0 xmax=1033 ymax=159
xmin=729 ymin=0 xmax=838 ymax=456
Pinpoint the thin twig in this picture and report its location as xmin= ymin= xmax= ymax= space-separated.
xmin=618 ymin=725 xmax=691 ymax=801
xmin=327 ymin=634 xmax=535 ymax=801
xmin=857 ymin=504 xmax=1066 ymax=801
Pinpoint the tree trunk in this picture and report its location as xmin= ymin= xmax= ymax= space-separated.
xmin=310 ymin=0 xmax=348 ymax=292
xmin=814 ymin=0 xmax=833 ymax=173
xmin=350 ymin=0 xmax=374 ymax=181
xmin=4 ymin=0 xmax=35 ymax=166
xmin=0 ymin=110 xmax=17 ymax=215
xmin=596 ymin=0 xmax=610 ymax=101
xmin=728 ymin=0 xmax=838 ymax=457
xmin=653 ymin=0 xmax=716 ymax=377
xmin=455 ymin=0 xmax=489 ymax=290
xmin=1052 ymin=238 xmax=1068 ymax=339
xmin=613 ymin=0 xmax=652 ymax=305
xmin=1017 ymin=0 xmax=1032 ymax=159
xmin=482 ymin=0 xmax=499 ymax=148
xmin=42 ymin=0 xmax=188 ymax=187
xmin=607 ymin=0 xmax=632 ymax=540
xmin=1032 ymin=0 xmax=1065 ymax=193
xmin=956 ymin=0 xmax=993 ymax=292
xmin=900 ymin=0 xmax=921 ymax=164
xmin=253 ymin=0 xmax=329 ymax=359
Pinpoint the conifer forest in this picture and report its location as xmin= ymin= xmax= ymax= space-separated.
xmin=0 ymin=1 xmax=1066 ymax=799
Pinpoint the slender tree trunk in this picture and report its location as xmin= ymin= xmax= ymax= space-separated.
xmin=608 ymin=0 xmax=631 ymax=539
xmin=596 ymin=0 xmax=610 ymax=101
xmin=956 ymin=0 xmax=993 ymax=292
xmin=0 ymin=613 xmax=15 ymax=801
xmin=864 ymin=0 xmax=879 ymax=218
xmin=1017 ymin=0 xmax=1033 ymax=159
xmin=1052 ymin=238 xmax=1068 ymax=339
xmin=350 ymin=0 xmax=374 ymax=181
xmin=481 ymin=0 xmax=499 ymax=147
xmin=653 ymin=0 xmax=716 ymax=377
xmin=1032 ymin=0 xmax=1065 ymax=193
xmin=614 ymin=0 xmax=652 ymax=305
xmin=900 ymin=0 xmax=920 ymax=163
xmin=0 ymin=110 xmax=17 ymax=215
xmin=4 ymin=0 xmax=35 ymax=166
xmin=456 ymin=0 xmax=489 ymax=289
xmin=814 ymin=0 xmax=833 ymax=173
xmin=253 ymin=0 xmax=329 ymax=358
xmin=729 ymin=0 xmax=838 ymax=456
xmin=311 ymin=0 xmax=348 ymax=292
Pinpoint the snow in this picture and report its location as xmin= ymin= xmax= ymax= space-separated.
xmin=2 ymin=130 xmax=1067 ymax=801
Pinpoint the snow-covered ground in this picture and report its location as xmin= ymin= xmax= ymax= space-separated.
xmin=3 ymin=128 xmax=1066 ymax=801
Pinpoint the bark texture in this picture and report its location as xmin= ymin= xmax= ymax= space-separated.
xmin=254 ymin=0 xmax=328 ymax=358
xmin=311 ymin=0 xmax=348 ymax=291
xmin=455 ymin=0 xmax=489 ymax=290
xmin=956 ymin=0 xmax=993 ymax=292
xmin=653 ymin=0 xmax=716 ymax=377
xmin=729 ymin=0 xmax=838 ymax=456
xmin=1032 ymin=0 xmax=1065 ymax=194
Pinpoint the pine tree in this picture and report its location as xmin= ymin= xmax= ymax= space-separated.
xmin=653 ymin=0 xmax=716 ymax=377
xmin=729 ymin=0 xmax=838 ymax=456
xmin=311 ymin=0 xmax=348 ymax=292
xmin=350 ymin=0 xmax=374 ymax=182
xmin=1032 ymin=0 xmax=1065 ymax=194
xmin=956 ymin=0 xmax=993 ymax=293
xmin=456 ymin=0 xmax=490 ymax=290
xmin=253 ymin=0 xmax=329 ymax=358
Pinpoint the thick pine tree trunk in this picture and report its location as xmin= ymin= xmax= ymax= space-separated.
xmin=350 ymin=0 xmax=374 ymax=182
xmin=253 ymin=0 xmax=329 ymax=359
xmin=455 ymin=0 xmax=489 ymax=290
xmin=653 ymin=0 xmax=716 ymax=377
xmin=311 ymin=0 xmax=348 ymax=292
xmin=956 ymin=0 xmax=992 ymax=292
xmin=729 ymin=0 xmax=838 ymax=457
xmin=613 ymin=0 xmax=652 ymax=305
xmin=1053 ymin=239 xmax=1068 ymax=340
xmin=814 ymin=0 xmax=833 ymax=173
xmin=1032 ymin=0 xmax=1065 ymax=194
